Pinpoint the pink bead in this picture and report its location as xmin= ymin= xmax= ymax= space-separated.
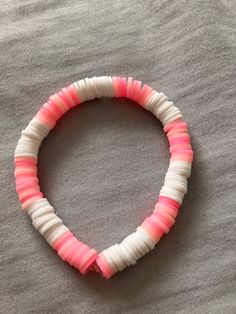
xmin=40 ymin=105 xmax=58 ymax=121
xmin=127 ymin=80 xmax=138 ymax=101
xmin=169 ymin=138 xmax=191 ymax=146
xmin=70 ymin=244 xmax=88 ymax=267
xmin=39 ymin=107 xmax=57 ymax=124
xmin=152 ymin=212 xmax=174 ymax=230
xmin=170 ymin=144 xmax=192 ymax=153
xmin=66 ymin=242 xmax=85 ymax=265
xmin=18 ymin=187 xmax=40 ymax=200
xmin=14 ymin=167 xmax=37 ymax=177
xmin=167 ymin=132 xmax=189 ymax=139
xmin=72 ymin=244 xmax=89 ymax=266
xmin=149 ymin=215 xmax=169 ymax=234
xmin=154 ymin=203 xmax=178 ymax=219
xmin=47 ymin=99 xmax=64 ymax=118
xmin=139 ymin=84 xmax=154 ymax=105
xmin=127 ymin=77 xmax=133 ymax=99
xmin=133 ymin=80 xmax=142 ymax=102
xmin=140 ymin=222 xmax=159 ymax=242
xmin=21 ymin=192 xmax=43 ymax=204
xmin=15 ymin=172 xmax=37 ymax=179
xmin=63 ymin=241 xmax=83 ymax=263
xmin=15 ymin=176 xmax=38 ymax=186
xmin=164 ymin=119 xmax=187 ymax=133
xmin=155 ymin=208 xmax=176 ymax=223
xmin=119 ymin=77 xmax=127 ymax=97
xmin=58 ymin=90 xmax=75 ymax=108
xmin=53 ymin=231 xmax=73 ymax=251
xmin=78 ymin=249 xmax=98 ymax=274
xmin=67 ymin=84 xmax=81 ymax=104
xmin=112 ymin=76 xmax=120 ymax=97
xmin=170 ymin=154 xmax=193 ymax=162
xmin=141 ymin=219 xmax=165 ymax=241
xmin=58 ymin=237 xmax=78 ymax=260
xmin=22 ymin=195 xmax=43 ymax=210
xmin=16 ymin=180 xmax=38 ymax=193
xmin=49 ymin=94 xmax=70 ymax=113
xmin=15 ymin=157 xmax=37 ymax=166
xmin=36 ymin=112 xmax=55 ymax=128
xmin=43 ymin=102 xmax=62 ymax=119
xmin=158 ymin=196 xmax=180 ymax=209
xmin=96 ymin=253 xmax=114 ymax=279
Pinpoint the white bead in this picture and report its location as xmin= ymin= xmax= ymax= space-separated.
xmin=160 ymin=186 xmax=184 ymax=204
xmin=26 ymin=198 xmax=50 ymax=216
xmin=31 ymin=205 xmax=54 ymax=220
xmin=104 ymin=76 xmax=115 ymax=97
xmin=162 ymin=107 xmax=183 ymax=125
xmin=144 ymin=91 xmax=167 ymax=112
xmin=108 ymin=245 xmax=126 ymax=271
xmin=93 ymin=77 xmax=105 ymax=98
xmin=122 ymin=236 xmax=143 ymax=260
xmin=102 ymin=249 xmax=119 ymax=273
xmin=75 ymin=79 xmax=90 ymax=102
xmin=168 ymin=161 xmax=192 ymax=177
xmin=46 ymin=225 xmax=69 ymax=245
xmin=38 ymin=216 xmax=62 ymax=235
xmin=153 ymin=99 xmax=173 ymax=118
xmin=118 ymin=242 xmax=136 ymax=265
xmin=129 ymin=232 xmax=151 ymax=256
xmin=136 ymin=227 xmax=156 ymax=249
xmin=122 ymin=233 xmax=143 ymax=260
xmin=32 ymin=213 xmax=56 ymax=230
xmin=84 ymin=78 xmax=97 ymax=100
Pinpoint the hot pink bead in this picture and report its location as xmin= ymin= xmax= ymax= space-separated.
xmin=158 ymin=196 xmax=180 ymax=209
xmin=119 ymin=77 xmax=127 ymax=97
xmin=15 ymin=157 xmax=37 ymax=166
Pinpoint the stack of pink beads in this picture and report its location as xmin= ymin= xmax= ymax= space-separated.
xmin=14 ymin=76 xmax=193 ymax=279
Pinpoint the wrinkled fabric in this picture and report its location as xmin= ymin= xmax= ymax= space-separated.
xmin=1 ymin=0 xmax=236 ymax=313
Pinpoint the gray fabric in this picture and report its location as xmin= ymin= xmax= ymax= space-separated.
xmin=1 ymin=0 xmax=236 ymax=313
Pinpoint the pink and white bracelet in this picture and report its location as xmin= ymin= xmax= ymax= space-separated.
xmin=14 ymin=76 xmax=193 ymax=279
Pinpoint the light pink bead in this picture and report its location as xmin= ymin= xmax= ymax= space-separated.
xmin=96 ymin=253 xmax=114 ymax=279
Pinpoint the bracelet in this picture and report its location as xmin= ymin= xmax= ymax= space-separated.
xmin=14 ymin=76 xmax=193 ymax=279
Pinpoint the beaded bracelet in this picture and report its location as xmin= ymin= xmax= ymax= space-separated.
xmin=14 ymin=76 xmax=193 ymax=279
